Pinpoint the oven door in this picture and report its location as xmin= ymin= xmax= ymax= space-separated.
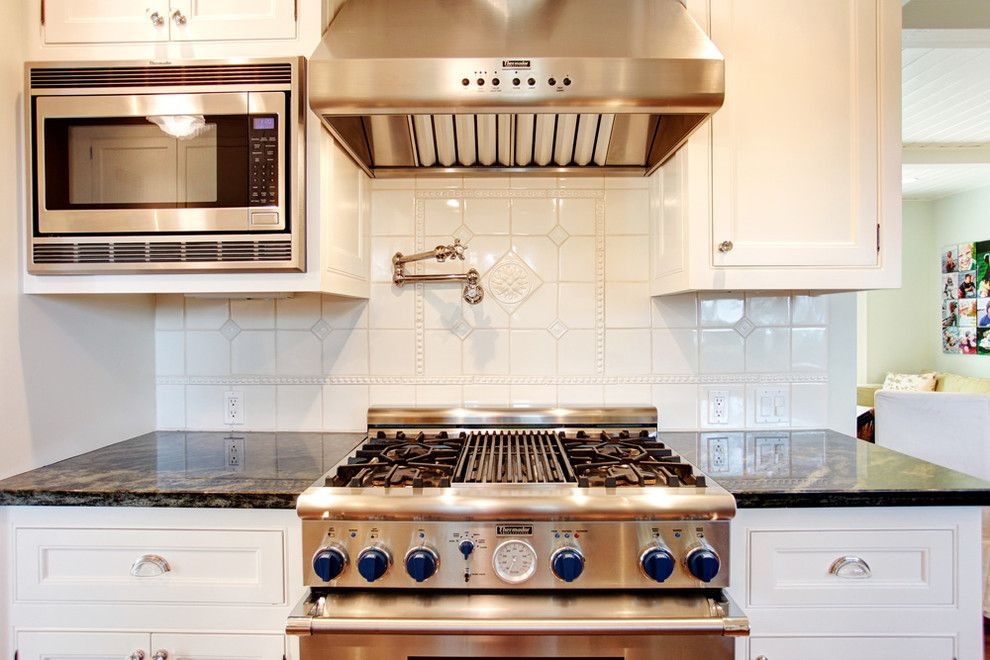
xmin=287 ymin=589 xmax=748 ymax=660
xmin=33 ymin=91 xmax=286 ymax=234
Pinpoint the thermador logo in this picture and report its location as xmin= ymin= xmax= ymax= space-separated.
xmin=496 ymin=524 xmax=534 ymax=536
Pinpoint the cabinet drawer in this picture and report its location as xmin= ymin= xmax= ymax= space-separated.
xmin=748 ymin=528 xmax=954 ymax=607
xmin=750 ymin=635 xmax=954 ymax=660
xmin=15 ymin=526 xmax=285 ymax=605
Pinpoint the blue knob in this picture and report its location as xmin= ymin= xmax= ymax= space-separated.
xmin=687 ymin=547 xmax=720 ymax=583
xmin=312 ymin=547 xmax=346 ymax=582
xmin=405 ymin=548 xmax=439 ymax=582
xmin=458 ymin=540 xmax=475 ymax=560
xmin=641 ymin=547 xmax=675 ymax=583
xmin=551 ymin=548 xmax=585 ymax=582
xmin=357 ymin=548 xmax=390 ymax=582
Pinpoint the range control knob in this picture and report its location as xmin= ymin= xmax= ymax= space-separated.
xmin=551 ymin=547 xmax=585 ymax=582
xmin=405 ymin=547 xmax=440 ymax=582
xmin=686 ymin=546 xmax=721 ymax=583
xmin=458 ymin=539 xmax=475 ymax=559
xmin=640 ymin=546 xmax=675 ymax=583
xmin=312 ymin=546 xmax=348 ymax=582
xmin=357 ymin=547 xmax=391 ymax=583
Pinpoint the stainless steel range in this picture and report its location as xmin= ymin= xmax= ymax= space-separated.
xmin=288 ymin=407 xmax=748 ymax=659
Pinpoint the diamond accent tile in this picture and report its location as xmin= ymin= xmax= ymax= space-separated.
xmin=547 ymin=319 xmax=569 ymax=339
xmin=548 ymin=224 xmax=570 ymax=247
xmin=481 ymin=250 xmax=543 ymax=314
xmin=311 ymin=319 xmax=332 ymax=340
xmin=733 ymin=317 xmax=756 ymax=338
xmin=453 ymin=225 xmax=475 ymax=244
xmin=451 ymin=318 xmax=473 ymax=340
xmin=220 ymin=319 xmax=242 ymax=341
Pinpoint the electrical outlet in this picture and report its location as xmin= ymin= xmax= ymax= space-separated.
xmin=224 ymin=390 xmax=244 ymax=425
xmin=225 ymin=436 xmax=245 ymax=471
xmin=707 ymin=436 xmax=729 ymax=472
xmin=709 ymin=390 xmax=730 ymax=424
xmin=755 ymin=387 xmax=788 ymax=424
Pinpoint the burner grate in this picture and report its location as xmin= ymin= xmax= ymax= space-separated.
xmin=453 ymin=431 xmax=578 ymax=484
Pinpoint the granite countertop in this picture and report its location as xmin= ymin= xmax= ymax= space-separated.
xmin=662 ymin=430 xmax=990 ymax=507
xmin=2 ymin=429 xmax=989 ymax=509
xmin=0 ymin=431 xmax=363 ymax=508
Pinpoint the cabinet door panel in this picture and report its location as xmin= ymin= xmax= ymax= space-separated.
xmin=749 ymin=635 xmax=954 ymax=660
xmin=17 ymin=631 xmax=149 ymax=660
xmin=43 ymin=1 xmax=170 ymax=44
xmin=150 ymin=633 xmax=285 ymax=659
xmin=709 ymin=0 xmax=879 ymax=268
xmin=169 ymin=0 xmax=296 ymax=41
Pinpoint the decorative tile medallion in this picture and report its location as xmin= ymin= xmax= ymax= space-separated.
xmin=547 ymin=319 xmax=569 ymax=339
xmin=219 ymin=319 xmax=242 ymax=341
xmin=483 ymin=250 xmax=543 ymax=313
xmin=311 ymin=319 xmax=332 ymax=340
xmin=451 ymin=318 xmax=473 ymax=340
xmin=548 ymin=224 xmax=570 ymax=247
xmin=733 ymin=317 xmax=756 ymax=338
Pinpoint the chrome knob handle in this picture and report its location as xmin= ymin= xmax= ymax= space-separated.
xmin=149 ymin=11 xmax=164 ymax=27
xmin=718 ymin=240 xmax=734 ymax=253
xmin=130 ymin=554 xmax=171 ymax=577
xmin=130 ymin=652 xmax=146 ymax=660
xmin=153 ymin=651 xmax=168 ymax=660
xmin=171 ymin=9 xmax=187 ymax=25
xmin=756 ymin=656 xmax=768 ymax=660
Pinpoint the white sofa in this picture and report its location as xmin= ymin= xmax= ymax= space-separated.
xmin=874 ymin=390 xmax=990 ymax=614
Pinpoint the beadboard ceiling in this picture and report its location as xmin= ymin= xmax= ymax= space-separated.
xmin=902 ymin=1 xmax=990 ymax=201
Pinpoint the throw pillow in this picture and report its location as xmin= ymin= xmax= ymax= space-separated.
xmin=939 ymin=373 xmax=990 ymax=396
xmin=882 ymin=372 xmax=937 ymax=392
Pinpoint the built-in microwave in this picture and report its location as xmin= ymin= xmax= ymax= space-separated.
xmin=26 ymin=57 xmax=305 ymax=274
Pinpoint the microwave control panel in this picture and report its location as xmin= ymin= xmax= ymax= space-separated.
xmin=249 ymin=115 xmax=279 ymax=207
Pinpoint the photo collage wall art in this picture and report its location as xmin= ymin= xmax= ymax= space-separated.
xmin=942 ymin=240 xmax=990 ymax=355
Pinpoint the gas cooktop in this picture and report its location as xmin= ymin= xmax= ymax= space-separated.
xmin=329 ymin=428 xmax=707 ymax=489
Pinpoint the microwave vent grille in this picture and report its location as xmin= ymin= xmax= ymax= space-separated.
xmin=30 ymin=63 xmax=293 ymax=89
xmin=33 ymin=240 xmax=293 ymax=264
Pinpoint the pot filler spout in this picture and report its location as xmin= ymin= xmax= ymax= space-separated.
xmin=308 ymin=0 xmax=725 ymax=178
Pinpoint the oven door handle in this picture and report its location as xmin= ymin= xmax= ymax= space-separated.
xmin=287 ymin=591 xmax=750 ymax=637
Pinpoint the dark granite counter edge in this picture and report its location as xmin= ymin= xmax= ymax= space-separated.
xmin=735 ymin=490 xmax=990 ymax=508
xmin=0 ymin=490 xmax=300 ymax=509
xmin=5 ymin=489 xmax=990 ymax=510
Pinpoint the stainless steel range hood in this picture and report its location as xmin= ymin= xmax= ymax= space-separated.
xmin=309 ymin=0 xmax=724 ymax=178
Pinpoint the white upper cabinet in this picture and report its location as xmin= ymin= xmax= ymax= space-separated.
xmin=651 ymin=0 xmax=901 ymax=294
xmin=42 ymin=0 xmax=296 ymax=44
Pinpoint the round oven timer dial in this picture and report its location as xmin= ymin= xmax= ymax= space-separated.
xmin=492 ymin=539 xmax=537 ymax=584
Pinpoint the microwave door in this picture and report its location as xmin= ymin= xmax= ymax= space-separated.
xmin=34 ymin=92 xmax=285 ymax=235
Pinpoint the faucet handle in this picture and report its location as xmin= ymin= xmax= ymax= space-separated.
xmin=437 ymin=239 xmax=467 ymax=262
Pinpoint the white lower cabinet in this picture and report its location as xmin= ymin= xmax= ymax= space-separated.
xmin=5 ymin=508 xmax=300 ymax=660
xmin=732 ymin=507 xmax=984 ymax=660
xmin=749 ymin=636 xmax=955 ymax=660
xmin=17 ymin=631 xmax=149 ymax=660
xmin=17 ymin=632 xmax=284 ymax=660
xmin=151 ymin=633 xmax=286 ymax=659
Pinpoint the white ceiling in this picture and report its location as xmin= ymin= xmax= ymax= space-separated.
xmin=901 ymin=5 xmax=990 ymax=201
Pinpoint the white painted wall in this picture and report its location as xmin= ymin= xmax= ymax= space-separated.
xmin=0 ymin=0 xmax=157 ymax=481
xmin=862 ymin=201 xmax=938 ymax=383
xmin=932 ymin=184 xmax=990 ymax=378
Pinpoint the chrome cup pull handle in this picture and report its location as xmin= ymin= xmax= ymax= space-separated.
xmin=130 ymin=652 xmax=146 ymax=660
xmin=829 ymin=555 xmax=871 ymax=579
xmin=153 ymin=651 xmax=169 ymax=660
xmin=130 ymin=554 xmax=172 ymax=577
xmin=172 ymin=9 xmax=187 ymax=25
xmin=149 ymin=11 xmax=164 ymax=27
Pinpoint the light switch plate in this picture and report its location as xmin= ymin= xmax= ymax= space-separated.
xmin=755 ymin=386 xmax=788 ymax=424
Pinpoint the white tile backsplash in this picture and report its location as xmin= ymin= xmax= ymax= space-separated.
xmin=156 ymin=180 xmax=835 ymax=432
